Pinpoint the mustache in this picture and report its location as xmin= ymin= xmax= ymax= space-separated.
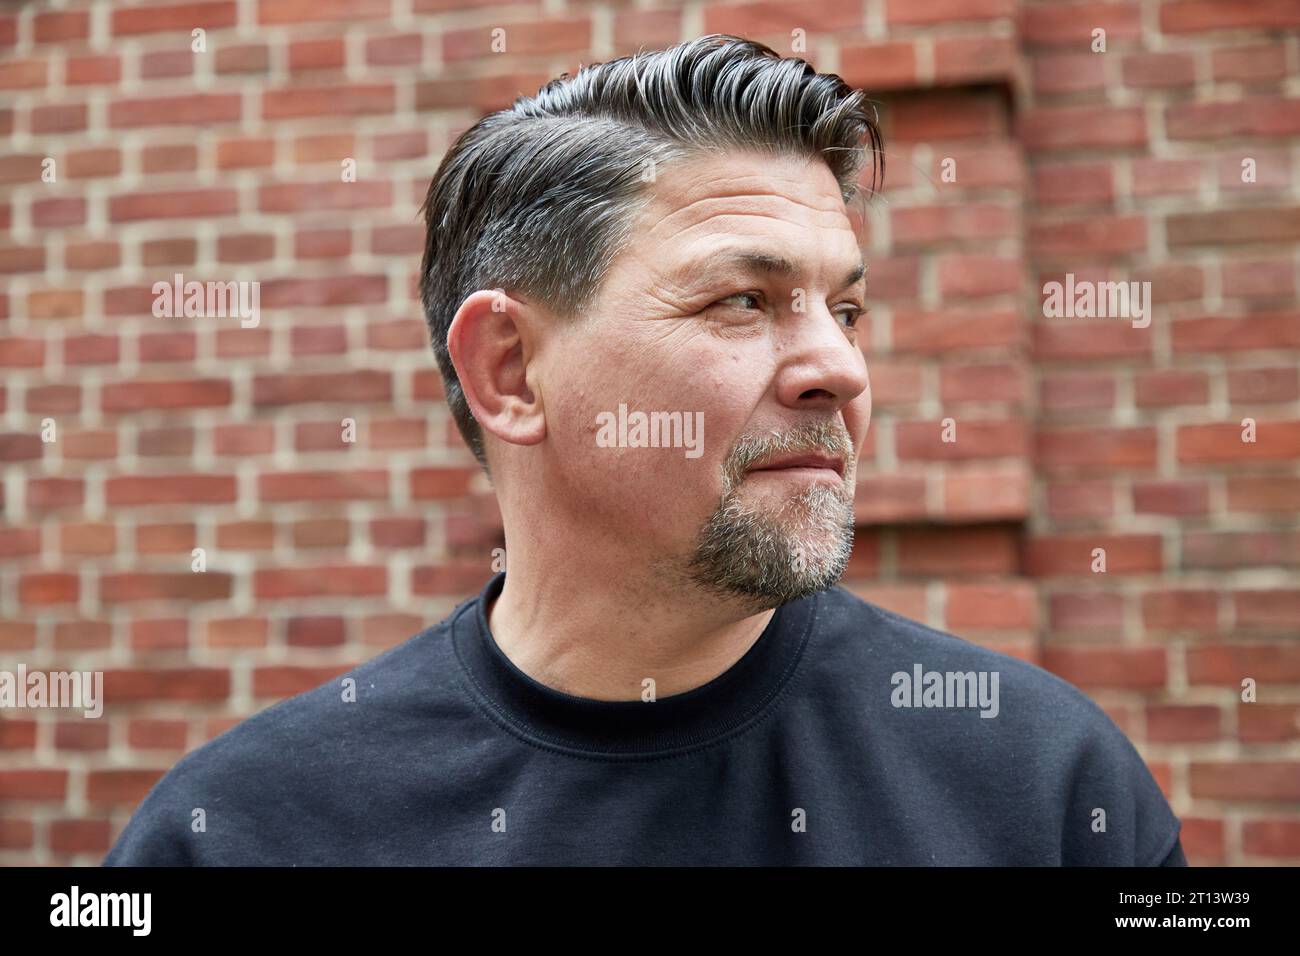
xmin=721 ymin=420 xmax=855 ymax=490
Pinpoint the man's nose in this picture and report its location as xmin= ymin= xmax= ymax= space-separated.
xmin=772 ymin=307 xmax=870 ymax=411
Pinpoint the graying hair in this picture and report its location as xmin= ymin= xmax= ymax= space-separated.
xmin=418 ymin=33 xmax=885 ymax=472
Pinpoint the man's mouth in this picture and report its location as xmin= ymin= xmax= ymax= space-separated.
xmin=748 ymin=452 xmax=845 ymax=479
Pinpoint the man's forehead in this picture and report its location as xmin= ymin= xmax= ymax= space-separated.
xmin=661 ymin=247 xmax=866 ymax=290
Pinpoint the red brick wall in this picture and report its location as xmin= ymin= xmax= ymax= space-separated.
xmin=1 ymin=0 xmax=1297 ymax=865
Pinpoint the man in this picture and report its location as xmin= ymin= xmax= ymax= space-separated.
xmin=105 ymin=34 xmax=1185 ymax=866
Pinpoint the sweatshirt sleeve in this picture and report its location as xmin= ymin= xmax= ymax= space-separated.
xmin=1060 ymin=698 xmax=1185 ymax=866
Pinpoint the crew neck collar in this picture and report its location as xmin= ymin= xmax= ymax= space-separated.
xmin=451 ymin=571 xmax=817 ymax=759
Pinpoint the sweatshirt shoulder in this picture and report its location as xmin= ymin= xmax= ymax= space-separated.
xmin=102 ymin=616 xmax=461 ymax=865
xmin=818 ymin=584 xmax=1100 ymax=716
xmin=815 ymin=585 xmax=1182 ymax=864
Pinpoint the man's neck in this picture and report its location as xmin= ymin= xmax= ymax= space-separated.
xmin=485 ymin=563 xmax=777 ymax=702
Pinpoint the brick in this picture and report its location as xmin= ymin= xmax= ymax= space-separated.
xmin=1036 ymin=427 xmax=1157 ymax=471
xmin=1188 ymin=644 xmax=1300 ymax=685
xmin=1172 ymin=314 xmax=1300 ymax=352
xmin=217 ymin=136 xmax=274 ymax=169
xmin=32 ymin=103 xmax=87 ymax=134
xmin=99 ymin=573 xmax=232 ymax=602
xmin=1132 ymin=480 xmax=1210 ymax=516
xmin=1161 ymin=1 xmax=1300 ymax=33
xmin=1020 ymin=2 xmax=1142 ymax=44
xmin=897 ymin=526 xmax=1020 ymax=576
xmin=1212 ymin=43 xmax=1288 ymax=83
xmin=140 ymin=51 xmax=194 ymax=79
xmin=933 ymin=36 xmax=1018 ymax=84
xmin=18 ymin=573 xmax=79 ymax=605
xmin=411 ymin=467 xmax=476 ymax=500
xmin=1032 ymin=162 xmax=1113 ymax=205
xmin=217 ymin=232 xmax=274 ymax=263
xmin=130 ymin=618 xmax=189 ymax=650
xmin=257 ymin=0 xmax=391 ymax=24
xmin=1226 ymin=477 xmax=1300 ymax=513
xmin=1019 ymin=107 xmax=1146 ymax=150
xmin=442 ymin=18 xmax=591 ymax=61
xmin=215 ymin=44 xmax=269 ymax=75
xmin=1134 ymin=370 xmax=1209 ymax=407
xmin=287 ymin=616 xmax=346 ymax=646
xmin=1147 ymin=705 xmax=1221 ymax=743
xmin=854 ymin=475 xmax=928 ymax=524
xmin=258 ymin=275 xmax=386 ymax=307
xmin=216 ymin=521 xmax=274 ymax=550
xmin=129 ymin=719 xmax=188 ymax=750
xmin=946 ymin=583 xmax=1037 ymax=630
xmin=837 ymin=42 xmax=918 ymax=91
xmin=65 ymin=148 xmax=122 ymax=178
xmin=102 ymin=379 xmax=232 ymax=413
xmin=1040 ymin=372 xmax=1115 ymax=412
xmin=1221 ymin=259 xmax=1295 ymax=299
xmin=1170 ymin=98 xmax=1300 ymax=141
xmin=1042 ymin=646 xmax=1167 ymax=689
xmin=1032 ymin=52 xmax=1105 ymax=94
xmin=34 ymin=12 xmax=88 ymax=43
xmin=1122 ymin=52 xmax=1195 ymax=88
xmin=895 ymin=419 xmax=1028 ymax=460
xmin=289 ymin=38 xmax=344 ymax=72
xmin=296 ymin=228 xmax=351 ymax=259
xmin=371 ymin=518 xmax=426 ymax=548
xmin=112 ymin=2 xmax=237 ymax=35
xmin=106 ymin=474 xmax=235 ymax=506
xmin=109 ymin=189 xmax=238 ymax=222
xmin=1185 ymin=531 xmax=1300 ymax=569
xmin=0 ymin=770 xmax=67 ymax=801
xmin=254 ymin=370 xmax=391 ymax=405
xmin=206 ymin=617 xmax=268 ymax=649
xmin=938 ymin=256 xmax=1021 ymax=298
xmin=262 ymin=84 xmax=394 ymax=119
xmin=1131 ymin=158 xmax=1202 ymax=197
xmin=254 ymin=566 xmax=386 ymax=598
xmin=1190 ymin=763 xmax=1300 ymax=801
xmin=141 ymin=144 xmax=197 ymax=173
xmin=1178 ymin=422 xmax=1300 ymax=463
xmin=1233 ymin=590 xmax=1300 ymax=629
xmin=259 ymin=181 xmax=392 ymax=212
xmin=885 ymin=0 xmax=1013 ymax=23
xmin=260 ymin=470 xmax=388 ymax=501
xmin=0 ymin=59 xmax=48 ymax=89
xmin=366 ymin=33 xmax=423 ymax=66
xmin=292 ymin=519 xmax=350 ymax=548
xmin=1025 ymin=534 xmax=1163 ymax=576
xmin=109 ymin=94 xmax=241 ymax=128
xmin=86 ymin=770 xmax=166 ymax=806
xmin=253 ymin=665 xmax=353 ymax=698
xmin=1028 ymin=216 xmax=1147 ymax=258
xmin=1243 ymin=820 xmax=1300 ymax=858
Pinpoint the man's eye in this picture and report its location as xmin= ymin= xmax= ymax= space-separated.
xmin=837 ymin=306 xmax=866 ymax=329
xmin=716 ymin=291 xmax=764 ymax=311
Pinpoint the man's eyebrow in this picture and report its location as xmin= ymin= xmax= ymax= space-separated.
xmin=676 ymin=250 xmax=866 ymax=290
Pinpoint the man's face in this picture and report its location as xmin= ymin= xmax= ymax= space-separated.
xmin=534 ymin=149 xmax=872 ymax=608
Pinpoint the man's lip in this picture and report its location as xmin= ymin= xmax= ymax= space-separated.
xmin=749 ymin=454 xmax=844 ymax=475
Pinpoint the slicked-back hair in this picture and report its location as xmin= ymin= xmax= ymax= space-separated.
xmin=418 ymin=33 xmax=885 ymax=473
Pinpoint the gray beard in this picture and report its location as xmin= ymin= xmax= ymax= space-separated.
xmin=684 ymin=476 xmax=856 ymax=608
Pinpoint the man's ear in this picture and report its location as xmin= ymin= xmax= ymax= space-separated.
xmin=446 ymin=288 xmax=547 ymax=452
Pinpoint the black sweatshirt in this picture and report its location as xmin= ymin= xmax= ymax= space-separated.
xmin=103 ymin=572 xmax=1185 ymax=866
